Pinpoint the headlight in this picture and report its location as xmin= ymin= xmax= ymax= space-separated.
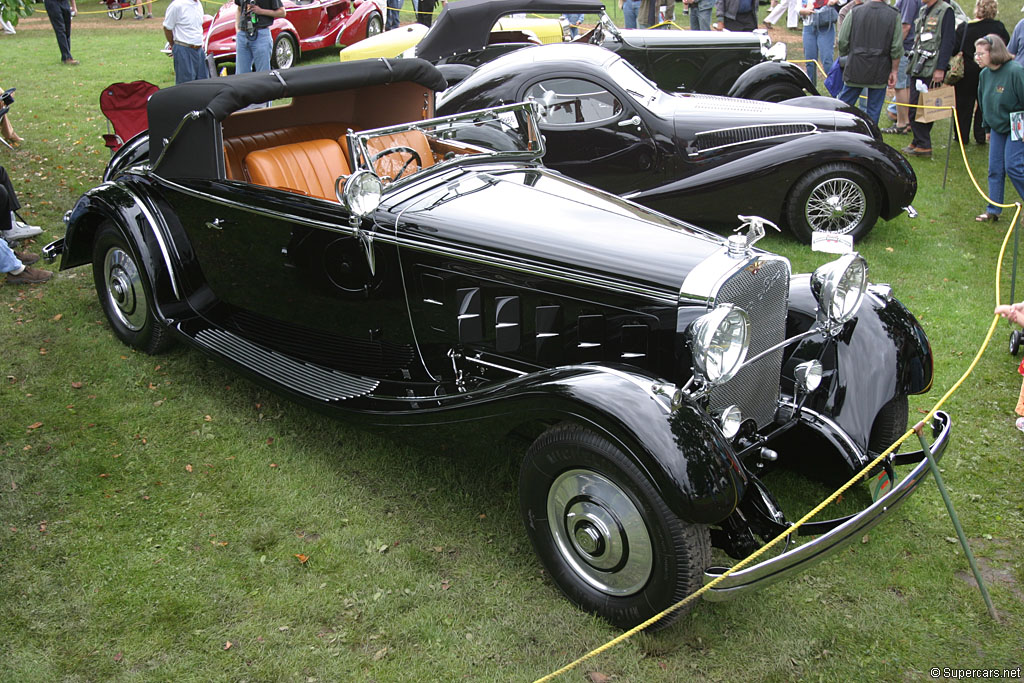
xmin=339 ymin=170 xmax=383 ymax=217
xmin=811 ymin=253 xmax=868 ymax=327
xmin=690 ymin=304 xmax=750 ymax=385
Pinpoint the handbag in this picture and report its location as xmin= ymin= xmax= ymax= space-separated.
xmin=944 ymin=52 xmax=964 ymax=85
xmin=812 ymin=5 xmax=838 ymax=30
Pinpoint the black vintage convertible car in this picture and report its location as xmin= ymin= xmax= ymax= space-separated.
xmin=340 ymin=0 xmax=816 ymax=102
xmin=46 ymin=60 xmax=950 ymax=629
xmin=437 ymin=43 xmax=917 ymax=243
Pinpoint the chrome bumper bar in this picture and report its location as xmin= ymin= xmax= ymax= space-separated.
xmin=703 ymin=410 xmax=951 ymax=601
xmin=42 ymin=237 xmax=65 ymax=263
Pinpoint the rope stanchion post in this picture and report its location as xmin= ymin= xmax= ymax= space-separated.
xmin=912 ymin=421 xmax=999 ymax=622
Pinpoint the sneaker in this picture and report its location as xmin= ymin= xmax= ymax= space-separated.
xmin=14 ymin=251 xmax=39 ymax=265
xmin=901 ymin=145 xmax=932 ymax=157
xmin=5 ymin=266 xmax=52 ymax=284
xmin=1016 ymin=416 xmax=1024 ymax=433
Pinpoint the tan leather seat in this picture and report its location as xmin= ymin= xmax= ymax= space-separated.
xmin=245 ymin=139 xmax=350 ymax=201
xmin=224 ymin=122 xmax=352 ymax=181
xmin=364 ymin=130 xmax=435 ymax=181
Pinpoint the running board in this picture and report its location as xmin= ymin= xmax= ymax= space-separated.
xmin=192 ymin=328 xmax=379 ymax=402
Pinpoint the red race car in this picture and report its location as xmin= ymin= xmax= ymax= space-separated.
xmin=204 ymin=0 xmax=385 ymax=70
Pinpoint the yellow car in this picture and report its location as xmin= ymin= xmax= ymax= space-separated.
xmin=339 ymin=1 xmax=572 ymax=63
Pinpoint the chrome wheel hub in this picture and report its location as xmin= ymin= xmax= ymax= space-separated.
xmin=103 ymin=247 xmax=146 ymax=331
xmin=805 ymin=177 xmax=866 ymax=234
xmin=547 ymin=469 xmax=653 ymax=596
xmin=275 ymin=39 xmax=294 ymax=69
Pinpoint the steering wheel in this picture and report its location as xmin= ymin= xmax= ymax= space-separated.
xmin=370 ymin=145 xmax=422 ymax=181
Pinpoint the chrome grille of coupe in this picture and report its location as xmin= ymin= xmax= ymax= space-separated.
xmin=693 ymin=124 xmax=815 ymax=155
xmin=708 ymin=258 xmax=790 ymax=428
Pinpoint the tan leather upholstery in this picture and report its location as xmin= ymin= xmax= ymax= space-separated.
xmin=224 ymin=123 xmax=352 ymax=181
xmin=245 ymin=139 xmax=350 ymax=201
xmin=364 ymin=130 xmax=435 ymax=180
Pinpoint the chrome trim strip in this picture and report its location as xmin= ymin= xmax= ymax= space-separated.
xmin=690 ymin=123 xmax=817 ymax=158
xmin=779 ymin=400 xmax=867 ymax=467
xmin=465 ymin=355 xmax=527 ymax=376
xmin=702 ymin=411 xmax=951 ymax=600
xmin=741 ymin=328 xmax=818 ymax=367
xmin=153 ymin=177 xmax=680 ymax=306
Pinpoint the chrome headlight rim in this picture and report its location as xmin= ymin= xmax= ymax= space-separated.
xmin=812 ymin=253 xmax=868 ymax=327
xmin=338 ymin=170 xmax=383 ymax=217
xmin=690 ymin=304 xmax=751 ymax=386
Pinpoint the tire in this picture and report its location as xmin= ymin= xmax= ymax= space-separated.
xmin=92 ymin=223 xmax=174 ymax=355
xmin=1010 ymin=329 xmax=1022 ymax=356
xmin=271 ymin=33 xmax=297 ymax=70
xmin=785 ymin=162 xmax=881 ymax=244
xmin=109 ymin=8 xmax=123 ymax=19
xmin=868 ymin=394 xmax=908 ymax=456
xmin=746 ymin=82 xmax=805 ymax=103
xmin=519 ymin=423 xmax=711 ymax=630
xmin=365 ymin=12 xmax=383 ymax=39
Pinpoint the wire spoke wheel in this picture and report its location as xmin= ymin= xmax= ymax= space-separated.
xmin=805 ymin=177 xmax=866 ymax=233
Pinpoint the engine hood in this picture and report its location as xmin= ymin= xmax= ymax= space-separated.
xmin=663 ymin=93 xmax=866 ymax=135
xmin=611 ymin=29 xmax=762 ymax=51
xmin=381 ymin=166 xmax=725 ymax=301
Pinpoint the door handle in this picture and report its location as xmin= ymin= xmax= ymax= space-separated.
xmin=618 ymin=115 xmax=642 ymax=127
xmin=205 ymin=218 xmax=226 ymax=230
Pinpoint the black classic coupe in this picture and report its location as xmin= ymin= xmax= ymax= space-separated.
xmin=341 ymin=0 xmax=816 ymax=102
xmin=437 ymin=43 xmax=918 ymax=244
xmin=46 ymin=60 xmax=950 ymax=629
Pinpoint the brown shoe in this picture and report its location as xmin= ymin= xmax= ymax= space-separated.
xmin=901 ymin=145 xmax=932 ymax=157
xmin=14 ymin=251 xmax=39 ymax=265
xmin=62 ymin=58 xmax=80 ymax=66
xmin=5 ymin=266 xmax=53 ymax=284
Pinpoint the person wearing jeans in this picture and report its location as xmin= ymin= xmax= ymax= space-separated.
xmin=974 ymin=34 xmax=1024 ymax=221
xmin=164 ymin=0 xmax=210 ymax=84
xmin=620 ymin=0 xmax=640 ymax=28
xmin=687 ymin=0 xmax=715 ymax=30
xmin=235 ymin=0 xmax=284 ymax=73
xmin=799 ymin=0 xmax=838 ymax=86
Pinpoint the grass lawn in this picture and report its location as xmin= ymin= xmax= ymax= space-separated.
xmin=1 ymin=5 xmax=1023 ymax=682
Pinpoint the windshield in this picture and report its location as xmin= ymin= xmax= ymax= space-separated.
xmin=607 ymin=57 xmax=659 ymax=106
xmin=348 ymin=103 xmax=545 ymax=184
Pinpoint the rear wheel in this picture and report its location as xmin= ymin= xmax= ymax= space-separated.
xmin=108 ymin=7 xmax=123 ymax=19
xmin=92 ymin=223 xmax=173 ymax=354
xmin=519 ymin=423 xmax=711 ymax=630
xmin=271 ymin=33 xmax=297 ymax=69
xmin=786 ymin=162 xmax=881 ymax=243
xmin=746 ymin=81 xmax=805 ymax=103
xmin=365 ymin=12 xmax=383 ymax=38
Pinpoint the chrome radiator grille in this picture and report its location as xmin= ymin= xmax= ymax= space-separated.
xmin=708 ymin=258 xmax=790 ymax=427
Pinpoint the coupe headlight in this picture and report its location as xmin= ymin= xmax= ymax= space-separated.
xmin=811 ymin=253 xmax=868 ymax=326
xmin=690 ymin=304 xmax=750 ymax=385
xmin=340 ymin=170 xmax=383 ymax=217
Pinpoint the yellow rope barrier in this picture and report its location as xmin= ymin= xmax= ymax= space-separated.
xmin=533 ymin=101 xmax=1022 ymax=683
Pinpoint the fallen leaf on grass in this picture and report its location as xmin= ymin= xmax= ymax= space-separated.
xmin=373 ymin=647 xmax=388 ymax=661
xmin=295 ymin=554 xmax=309 ymax=564
xmin=185 ymin=464 xmax=193 ymax=473
xmin=39 ymin=348 xmax=47 ymax=355
xmin=269 ymin=463 xmax=278 ymax=468
xmin=204 ymin=415 xmax=212 ymax=422
xmin=587 ymin=673 xmax=612 ymax=683
xmin=27 ymin=422 xmax=42 ymax=430
xmin=52 ymin=313 xmax=62 ymax=321
xmin=70 ymin=381 xmax=83 ymax=389
xmin=38 ymin=521 xmax=47 ymax=533
xmin=113 ymin=652 xmax=122 ymax=663
xmin=223 ymin=641 xmax=232 ymax=650
xmin=98 ymin=474 xmax=109 ymax=479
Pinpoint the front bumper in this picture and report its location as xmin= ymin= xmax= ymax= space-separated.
xmin=703 ymin=410 xmax=951 ymax=600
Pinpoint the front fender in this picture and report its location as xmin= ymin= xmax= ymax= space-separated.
xmin=514 ymin=365 xmax=747 ymax=525
xmin=727 ymin=60 xmax=818 ymax=100
xmin=783 ymin=275 xmax=933 ymax=454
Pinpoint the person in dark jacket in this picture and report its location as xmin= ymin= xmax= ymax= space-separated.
xmin=903 ymin=0 xmax=957 ymax=157
xmin=952 ymin=0 xmax=1009 ymax=144
xmin=837 ymin=0 xmax=903 ymax=124
xmin=714 ymin=0 xmax=758 ymax=31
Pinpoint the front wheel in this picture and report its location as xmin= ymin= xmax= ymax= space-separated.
xmin=785 ymin=162 xmax=881 ymax=243
xmin=271 ymin=33 xmax=297 ymax=70
xmin=92 ymin=223 xmax=174 ymax=354
xmin=519 ymin=423 xmax=711 ymax=630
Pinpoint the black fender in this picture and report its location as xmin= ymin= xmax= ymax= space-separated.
xmin=727 ymin=60 xmax=818 ymax=100
xmin=103 ymin=132 xmax=150 ymax=182
xmin=630 ymin=132 xmax=916 ymax=226
xmin=435 ymin=63 xmax=473 ymax=89
xmin=61 ymin=182 xmax=181 ymax=317
xmin=783 ymin=275 xmax=933 ymax=456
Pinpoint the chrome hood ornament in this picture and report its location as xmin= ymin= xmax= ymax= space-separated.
xmin=727 ymin=214 xmax=780 ymax=257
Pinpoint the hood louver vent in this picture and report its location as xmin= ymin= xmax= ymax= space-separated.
xmin=692 ymin=123 xmax=816 ymax=156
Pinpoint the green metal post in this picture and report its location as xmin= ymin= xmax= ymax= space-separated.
xmin=914 ymin=422 xmax=999 ymax=622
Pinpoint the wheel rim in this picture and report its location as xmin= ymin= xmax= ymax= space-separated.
xmin=546 ymin=469 xmax=653 ymax=596
xmin=367 ymin=15 xmax=382 ymax=38
xmin=274 ymin=36 xmax=295 ymax=69
xmin=102 ymin=246 xmax=147 ymax=331
xmin=804 ymin=176 xmax=867 ymax=234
